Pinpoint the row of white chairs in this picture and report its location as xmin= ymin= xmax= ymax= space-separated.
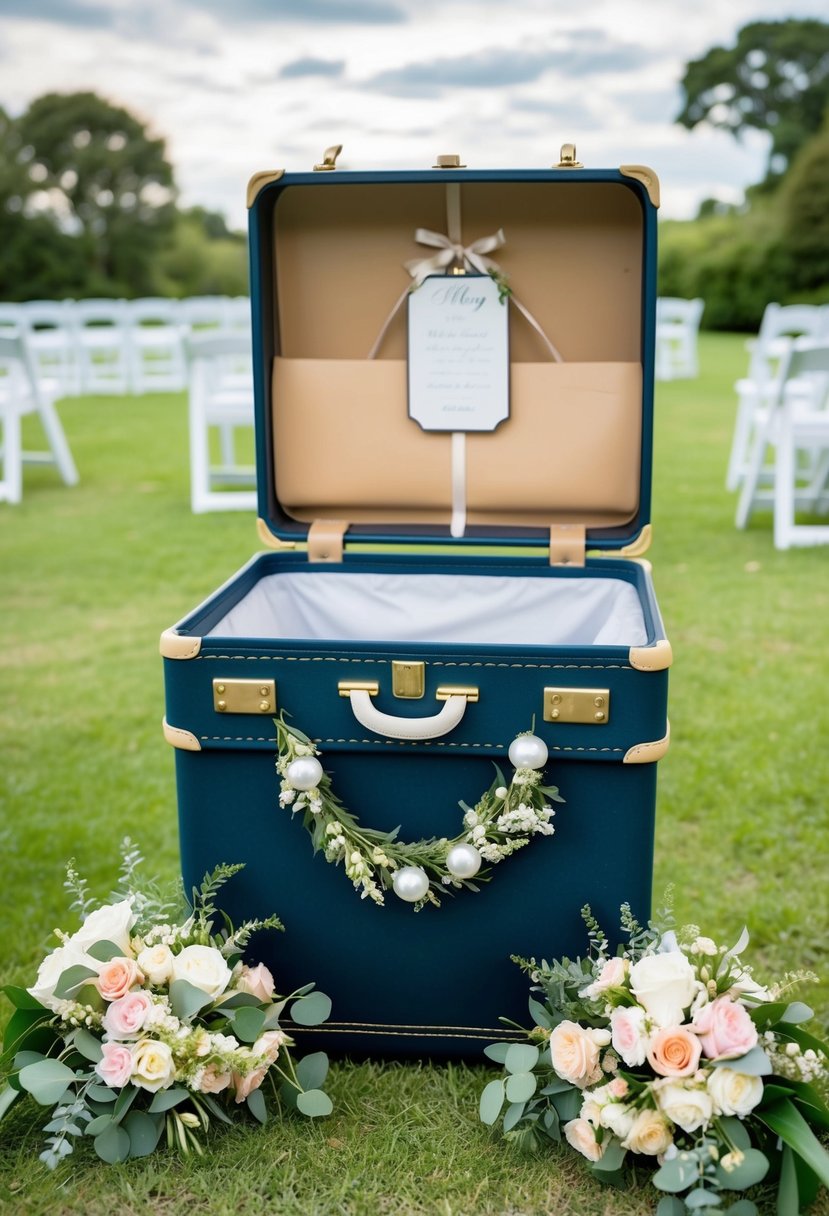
xmin=655 ymin=297 xmax=705 ymax=380
xmin=0 ymin=296 xmax=251 ymax=398
xmin=729 ymin=303 xmax=829 ymax=549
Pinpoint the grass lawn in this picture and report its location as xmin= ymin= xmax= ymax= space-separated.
xmin=1 ymin=331 xmax=828 ymax=1214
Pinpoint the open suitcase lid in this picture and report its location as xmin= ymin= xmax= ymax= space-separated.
xmin=247 ymin=147 xmax=659 ymax=564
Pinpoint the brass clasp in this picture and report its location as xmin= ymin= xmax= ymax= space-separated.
xmin=314 ymin=144 xmax=343 ymax=172
xmin=556 ymin=143 xmax=583 ymax=168
xmin=544 ymin=687 xmax=609 ymax=724
xmin=213 ymin=679 xmax=276 ymax=715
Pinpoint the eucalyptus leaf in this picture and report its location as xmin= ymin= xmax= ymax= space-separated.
xmin=124 ymin=1110 xmax=163 ymax=1157
xmin=479 ymin=1078 xmax=505 ymax=1126
xmin=593 ymin=1139 xmax=626 ymax=1173
xmin=684 ymin=1189 xmax=722 ymax=1208
xmin=13 ymin=1050 xmax=46 ymax=1071
xmin=85 ymin=1113 xmax=115 ymax=1137
xmin=168 ymin=979 xmax=212 ymax=1021
xmin=711 ymin=1046 xmax=771 ymax=1076
xmin=18 ymin=1059 xmax=76 ymax=1106
xmin=214 ymin=992 xmax=262 ymax=1011
xmin=290 ymin=992 xmax=332 ymax=1027
xmin=505 ymin=1071 xmax=537 ymax=1104
xmin=87 ymin=940 xmax=124 ymax=963
xmin=53 ymin=965 xmax=99 ymax=1000
xmin=551 ymin=1087 xmax=581 ymax=1122
xmin=539 ymin=1078 xmax=573 ymax=1096
xmin=714 ymin=1148 xmax=769 ymax=1191
xmin=296 ymin=1052 xmax=328 ymax=1093
xmin=71 ymin=1027 xmax=103 ymax=1064
xmin=199 ymin=1093 xmax=233 ymax=1125
xmin=231 ymin=1006 xmax=266 ymax=1044
xmin=717 ymin=1116 xmax=752 ymax=1151
xmin=655 ymin=1197 xmax=686 ymax=1216
xmin=74 ymin=984 xmax=104 ymax=1012
xmin=296 ymin=1088 xmax=333 ymax=1118
xmin=504 ymin=1043 xmax=539 ymax=1075
xmin=94 ymin=1121 xmax=131 ymax=1164
xmin=541 ymin=1106 xmax=560 ymax=1142
xmin=0 ymin=1086 xmax=20 ymax=1122
xmin=87 ymin=1085 xmax=118 ymax=1103
xmin=725 ymin=1202 xmax=758 ymax=1216
xmin=653 ymin=1156 xmax=699 ymax=1193
xmin=528 ymin=998 xmax=553 ymax=1030
xmin=113 ymin=1084 xmax=139 ymax=1122
xmin=246 ymin=1087 xmax=268 ymax=1124
xmin=482 ymin=1043 xmax=511 ymax=1064
xmin=279 ymin=1081 xmax=298 ymax=1112
xmin=148 ymin=1087 xmax=190 ymax=1114
xmin=503 ymin=1101 xmax=526 ymax=1133
xmin=780 ymin=1002 xmax=814 ymax=1025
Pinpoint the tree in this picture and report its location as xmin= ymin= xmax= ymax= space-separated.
xmin=677 ymin=19 xmax=829 ymax=182
xmin=15 ymin=92 xmax=177 ymax=295
xmin=778 ymin=119 xmax=829 ymax=291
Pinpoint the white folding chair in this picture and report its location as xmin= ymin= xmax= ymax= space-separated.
xmin=726 ymin=303 xmax=825 ymax=492
xmin=222 ymin=297 xmax=252 ymax=334
xmin=179 ymin=296 xmax=228 ymax=335
xmin=0 ymin=303 xmax=24 ymax=334
xmin=19 ymin=300 xmax=80 ymax=398
xmin=655 ymin=298 xmax=704 ymax=380
xmin=0 ymin=333 xmax=79 ymax=504
xmin=126 ymin=298 xmax=186 ymax=394
xmin=773 ymin=342 xmax=829 ymax=549
xmin=73 ymin=299 xmax=129 ymax=395
xmin=186 ymin=333 xmax=256 ymax=513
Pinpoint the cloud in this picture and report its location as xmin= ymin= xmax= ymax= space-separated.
xmin=280 ymin=57 xmax=346 ymax=79
xmin=618 ymin=87 xmax=683 ymax=125
xmin=0 ymin=0 xmax=115 ymax=28
xmin=190 ymin=0 xmax=407 ymax=23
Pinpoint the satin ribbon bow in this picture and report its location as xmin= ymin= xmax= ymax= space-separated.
xmin=404 ymin=227 xmax=507 ymax=287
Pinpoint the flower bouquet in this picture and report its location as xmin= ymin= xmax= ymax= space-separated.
xmin=479 ymin=895 xmax=829 ymax=1215
xmin=0 ymin=842 xmax=333 ymax=1167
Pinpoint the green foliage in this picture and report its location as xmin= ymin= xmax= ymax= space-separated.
xmin=778 ymin=120 xmax=829 ymax=291
xmin=677 ymin=19 xmax=829 ymax=180
xmin=157 ymin=208 xmax=248 ymax=299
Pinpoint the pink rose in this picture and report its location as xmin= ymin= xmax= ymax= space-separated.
xmin=647 ymin=1026 xmax=702 ymax=1078
xmin=611 ymin=1006 xmax=649 ymax=1068
xmin=580 ymin=956 xmax=628 ymax=1000
xmin=199 ymin=1064 xmax=231 ymax=1094
xmin=233 ymin=1063 xmax=269 ymax=1103
xmin=95 ymin=1041 xmax=133 ymax=1089
xmin=97 ymin=957 xmax=143 ymax=1002
xmin=236 ymin=963 xmax=275 ymax=1003
xmin=253 ymin=1029 xmax=287 ymax=1065
xmin=608 ymin=1077 xmax=629 ymax=1099
xmin=103 ymin=990 xmax=153 ymax=1039
xmin=693 ymin=997 xmax=758 ymax=1061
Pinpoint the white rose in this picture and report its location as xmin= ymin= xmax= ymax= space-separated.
xmin=70 ymin=900 xmax=136 ymax=956
xmin=27 ymin=942 xmax=101 ymax=1012
xmin=692 ymin=937 xmax=718 ymax=957
xmin=580 ymin=1095 xmax=603 ymax=1125
xmin=707 ymin=1068 xmax=763 ymax=1118
xmin=170 ymin=945 xmax=232 ymax=1001
xmin=131 ymin=1038 xmax=175 ymax=1092
xmin=137 ymin=943 xmax=174 ymax=986
xmin=629 ymin=951 xmax=697 ymax=1027
xmin=610 ymin=1005 xmax=650 ymax=1067
xmin=563 ymin=1118 xmax=606 ymax=1162
xmin=621 ymin=1109 xmax=674 ymax=1156
xmin=655 ymin=1080 xmax=714 ymax=1133
xmin=600 ymin=1102 xmax=637 ymax=1141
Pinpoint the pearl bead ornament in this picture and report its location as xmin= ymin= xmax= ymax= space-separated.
xmin=445 ymin=843 xmax=482 ymax=879
xmin=508 ymin=733 xmax=548 ymax=770
xmin=392 ymin=865 xmax=430 ymax=903
xmin=285 ymin=756 xmax=323 ymax=791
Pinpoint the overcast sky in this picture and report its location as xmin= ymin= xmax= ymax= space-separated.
xmin=1 ymin=0 xmax=827 ymax=229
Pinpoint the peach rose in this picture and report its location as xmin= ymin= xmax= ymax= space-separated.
xmin=693 ymin=997 xmax=758 ymax=1061
xmin=580 ymin=956 xmax=629 ymax=1000
xmin=647 ymin=1026 xmax=702 ymax=1078
xmin=253 ymin=1029 xmax=287 ymax=1065
xmin=611 ymin=1005 xmax=649 ymax=1068
xmin=550 ymin=1020 xmax=611 ymax=1088
xmin=563 ymin=1118 xmax=606 ymax=1162
xmin=102 ymin=990 xmax=153 ymax=1039
xmin=236 ymin=963 xmax=275 ymax=1003
xmin=95 ymin=1041 xmax=134 ymax=1089
xmin=97 ymin=956 xmax=143 ymax=1002
xmin=233 ymin=1062 xmax=269 ymax=1103
xmin=608 ymin=1077 xmax=629 ymax=1099
xmin=199 ymin=1064 xmax=231 ymax=1094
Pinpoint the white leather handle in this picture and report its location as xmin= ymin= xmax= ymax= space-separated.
xmin=348 ymin=689 xmax=469 ymax=740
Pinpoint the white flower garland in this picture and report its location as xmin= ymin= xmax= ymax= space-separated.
xmin=275 ymin=716 xmax=564 ymax=909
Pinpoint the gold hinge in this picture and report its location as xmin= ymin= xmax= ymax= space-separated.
xmin=544 ymin=687 xmax=609 ymax=725
xmin=213 ymin=679 xmax=276 ymax=715
xmin=556 ymin=143 xmax=583 ymax=168
xmin=314 ymin=144 xmax=342 ymax=172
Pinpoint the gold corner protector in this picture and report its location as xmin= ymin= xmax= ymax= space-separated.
xmin=619 ymin=165 xmax=660 ymax=208
xmin=620 ymin=523 xmax=652 ymax=558
xmin=623 ymin=721 xmax=670 ymax=765
xmin=162 ymin=718 xmax=202 ymax=752
xmin=246 ymin=169 xmax=286 ymax=209
xmin=628 ymin=637 xmax=672 ymax=672
xmin=159 ymin=629 xmax=202 ymax=660
xmin=256 ymin=518 xmax=298 ymax=551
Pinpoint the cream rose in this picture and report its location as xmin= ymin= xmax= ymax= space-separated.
xmin=629 ymin=951 xmax=697 ymax=1027
xmin=131 ymin=1038 xmax=175 ymax=1092
xmin=655 ymin=1080 xmax=714 ymax=1133
xmin=622 ymin=1109 xmax=674 ymax=1156
xmin=27 ymin=942 xmax=101 ymax=1012
xmin=235 ymin=963 xmax=275 ymax=1003
xmin=600 ymin=1102 xmax=636 ymax=1141
xmin=580 ymin=956 xmax=629 ymax=1000
xmin=70 ymin=900 xmax=136 ymax=956
xmin=170 ymin=945 xmax=231 ymax=1001
xmin=137 ymin=944 xmax=174 ymax=986
xmin=647 ymin=1026 xmax=702 ymax=1078
xmin=550 ymin=1020 xmax=611 ymax=1088
xmin=610 ymin=1005 xmax=649 ymax=1067
xmin=563 ymin=1118 xmax=606 ymax=1162
xmin=199 ymin=1064 xmax=231 ymax=1094
xmin=707 ymin=1068 xmax=763 ymax=1118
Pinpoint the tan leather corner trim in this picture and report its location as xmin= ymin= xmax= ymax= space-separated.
xmin=308 ymin=519 xmax=348 ymax=562
xmin=631 ymin=557 xmax=653 ymax=575
xmin=628 ymin=638 xmax=673 ymax=672
xmin=162 ymin=718 xmax=202 ymax=752
xmin=619 ymin=523 xmax=652 ymax=557
xmin=549 ymin=524 xmax=586 ymax=567
xmin=256 ymin=517 xmax=299 ymax=550
xmin=159 ymin=629 xmax=202 ymax=659
xmin=246 ymin=169 xmax=286 ymax=209
xmin=619 ymin=165 xmax=660 ymax=208
xmin=623 ymin=721 xmax=670 ymax=765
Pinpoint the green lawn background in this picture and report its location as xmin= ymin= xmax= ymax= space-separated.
xmin=0 ymin=331 xmax=827 ymax=1214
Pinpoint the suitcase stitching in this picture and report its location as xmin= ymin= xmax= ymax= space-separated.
xmin=194 ymin=655 xmax=633 ymax=670
xmin=196 ymin=733 xmax=625 ymax=753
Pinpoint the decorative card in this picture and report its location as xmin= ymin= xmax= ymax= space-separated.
xmin=407 ymin=273 xmax=510 ymax=432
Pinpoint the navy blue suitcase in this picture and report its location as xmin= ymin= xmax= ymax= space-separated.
xmin=161 ymin=151 xmax=670 ymax=1058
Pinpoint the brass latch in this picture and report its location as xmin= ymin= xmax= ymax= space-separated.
xmin=313 ymin=144 xmax=342 ymax=171
xmin=556 ymin=143 xmax=583 ymax=168
xmin=392 ymin=661 xmax=425 ymax=699
xmin=436 ymin=685 xmax=479 ymax=703
xmin=544 ymin=687 xmax=609 ymax=724
xmin=213 ymin=678 xmax=276 ymax=714
xmin=338 ymin=680 xmax=380 ymax=698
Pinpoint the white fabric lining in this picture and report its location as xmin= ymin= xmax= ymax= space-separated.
xmin=207 ymin=571 xmax=647 ymax=647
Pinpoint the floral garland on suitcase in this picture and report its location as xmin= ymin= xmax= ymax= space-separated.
xmin=275 ymin=716 xmax=563 ymax=909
